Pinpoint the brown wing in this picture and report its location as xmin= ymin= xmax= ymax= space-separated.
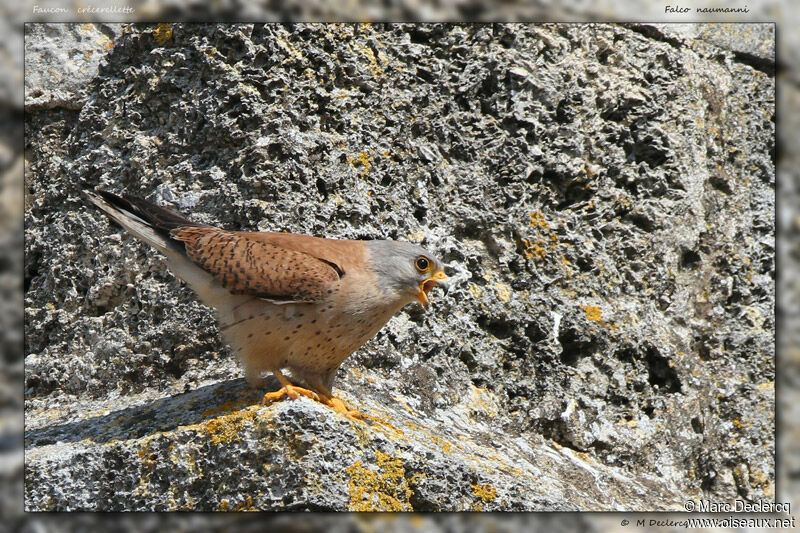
xmin=171 ymin=227 xmax=341 ymax=302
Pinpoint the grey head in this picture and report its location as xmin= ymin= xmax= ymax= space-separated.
xmin=365 ymin=240 xmax=448 ymax=309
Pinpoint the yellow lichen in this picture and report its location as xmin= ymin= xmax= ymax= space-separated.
xmin=522 ymin=238 xmax=547 ymax=259
xmin=183 ymin=494 xmax=196 ymax=510
xmin=134 ymin=438 xmax=159 ymax=498
xmin=494 ymin=283 xmax=511 ymax=303
xmin=429 ymin=434 xmax=452 ymax=455
xmin=748 ymin=467 xmax=772 ymax=496
xmin=345 ymin=451 xmax=413 ymax=511
xmin=408 ymin=472 xmax=427 ymax=487
xmin=355 ymin=410 xmax=405 ymax=443
xmin=580 ymin=303 xmax=602 ymax=322
xmin=468 ymin=385 xmax=500 ymax=418
xmin=137 ymin=439 xmax=158 ymax=466
xmin=471 ymin=483 xmax=497 ymax=503
xmin=182 ymin=405 xmax=259 ymax=446
xmin=355 ymin=43 xmax=385 ymax=77
xmin=468 ymin=283 xmax=483 ymax=298
xmin=153 ymin=23 xmax=172 ymax=45
xmin=233 ymin=495 xmax=258 ymax=511
xmin=347 ymin=151 xmax=372 ymax=175
xmin=275 ymin=32 xmax=304 ymax=62
xmin=529 ymin=211 xmax=550 ymax=229
xmin=94 ymin=33 xmax=114 ymax=50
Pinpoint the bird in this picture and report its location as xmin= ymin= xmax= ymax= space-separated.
xmin=85 ymin=189 xmax=448 ymax=420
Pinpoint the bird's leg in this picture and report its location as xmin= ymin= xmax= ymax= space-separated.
xmin=261 ymin=371 xmax=379 ymax=424
xmin=261 ymin=369 xmax=320 ymax=405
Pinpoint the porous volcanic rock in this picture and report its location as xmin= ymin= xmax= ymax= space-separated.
xmin=24 ymin=23 xmax=774 ymax=511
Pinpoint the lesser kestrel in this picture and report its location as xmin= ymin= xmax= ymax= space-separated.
xmin=86 ymin=189 xmax=448 ymax=419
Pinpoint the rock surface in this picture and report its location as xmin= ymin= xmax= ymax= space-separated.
xmin=24 ymin=23 xmax=774 ymax=511
xmin=24 ymin=23 xmax=122 ymax=111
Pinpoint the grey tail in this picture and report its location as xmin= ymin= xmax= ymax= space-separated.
xmin=87 ymin=189 xmax=196 ymax=233
xmin=84 ymin=188 xmax=211 ymax=255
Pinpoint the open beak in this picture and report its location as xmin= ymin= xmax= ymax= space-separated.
xmin=417 ymin=270 xmax=449 ymax=310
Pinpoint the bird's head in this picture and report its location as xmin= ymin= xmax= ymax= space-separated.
xmin=366 ymin=240 xmax=449 ymax=310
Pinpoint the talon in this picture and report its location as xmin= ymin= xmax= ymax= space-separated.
xmin=262 ymin=370 xmax=381 ymax=423
xmin=322 ymin=395 xmax=382 ymax=423
xmin=261 ymin=384 xmax=320 ymax=405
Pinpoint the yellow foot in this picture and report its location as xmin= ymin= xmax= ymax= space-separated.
xmin=259 ymin=375 xmax=381 ymax=424
xmin=261 ymin=384 xmax=320 ymax=405
xmin=321 ymin=396 xmax=382 ymax=424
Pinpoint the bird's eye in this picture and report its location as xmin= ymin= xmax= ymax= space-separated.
xmin=415 ymin=256 xmax=431 ymax=272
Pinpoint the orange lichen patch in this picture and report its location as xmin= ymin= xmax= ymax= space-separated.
xmin=86 ymin=27 xmax=115 ymax=51
xmin=347 ymin=151 xmax=372 ymax=175
xmin=154 ymin=23 xmax=172 ymax=45
xmin=234 ymin=495 xmax=258 ymax=511
xmin=522 ymin=238 xmax=547 ymax=259
xmin=529 ymin=211 xmax=550 ymax=230
xmin=179 ymin=404 xmax=260 ymax=446
xmin=580 ymin=303 xmax=602 ymax=322
xmin=218 ymin=496 xmax=258 ymax=512
xmin=134 ymin=438 xmax=160 ymax=498
xmin=471 ymin=483 xmax=497 ymax=503
xmin=521 ymin=211 xmax=559 ymax=261
xmin=346 ymin=451 xmax=413 ymax=511
xmin=204 ymin=407 xmax=258 ymax=445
